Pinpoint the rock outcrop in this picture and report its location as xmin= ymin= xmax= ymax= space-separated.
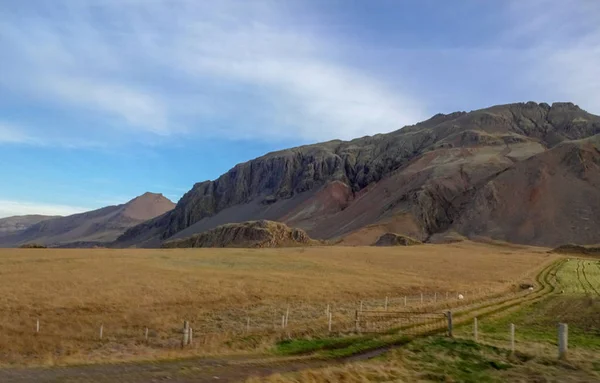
xmin=161 ymin=220 xmax=315 ymax=248
xmin=114 ymin=102 xmax=600 ymax=248
xmin=373 ymin=233 xmax=422 ymax=246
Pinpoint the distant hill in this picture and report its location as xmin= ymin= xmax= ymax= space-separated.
xmin=0 ymin=193 xmax=175 ymax=248
xmin=0 ymin=215 xmax=58 ymax=236
xmin=115 ymin=102 xmax=600 ymax=248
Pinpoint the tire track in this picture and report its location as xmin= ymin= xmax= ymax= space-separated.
xmin=582 ymin=261 xmax=600 ymax=297
xmin=576 ymin=260 xmax=589 ymax=294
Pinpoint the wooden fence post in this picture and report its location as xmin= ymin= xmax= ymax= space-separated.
xmin=326 ymin=304 xmax=330 ymax=317
xmin=510 ymin=324 xmax=515 ymax=353
xmin=182 ymin=321 xmax=190 ymax=348
xmin=36 ymin=319 xmax=40 ymax=333
xmin=328 ymin=312 xmax=332 ymax=333
xmin=189 ymin=327 xmax=193 ymax=345
xmin=558 ymin=323 xmax=568 ymax=360
xmin=285 ymin=306 xmax=290 ymax=327
xmin=447 ymin=311 xmax=453 ymax=337
xmin=385 ymin=296 xmax=388 ymax=311
xmin=99 ymin=324 xmax=103 ymax=340
xmin=474 ymin=317 xmax=478 ymax=342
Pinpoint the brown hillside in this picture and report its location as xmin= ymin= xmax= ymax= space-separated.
xmin=0 ymin=193 xmax=175 ymax=248
xmin=115 ymin=102 xmax=600 ymax=248
xmin=161 ymin=220 xmax=315 ymax=248
xmin=453 ymin=135 xmax=600 ymax=246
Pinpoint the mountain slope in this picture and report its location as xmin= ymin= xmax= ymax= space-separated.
xmin=0 ymin=215 xmax=58 ymax=236
xmin=116 ymin=102 xmax=600 ymax=247
xmin=0 ymin=193 xmax=175 ymax=247
xmin=452 ymin=135 xmax=600 ymax=246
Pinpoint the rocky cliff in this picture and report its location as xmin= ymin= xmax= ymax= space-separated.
xmin=116 ymin=102 xmax=600 ymax=248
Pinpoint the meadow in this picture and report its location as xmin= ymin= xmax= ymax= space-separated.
xmin=0 ymin=242 xmax=554 ymax=366
xmin=251 ymin=258 xmax=600 ymax=383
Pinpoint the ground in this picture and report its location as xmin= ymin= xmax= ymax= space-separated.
xmin=0 ymin=243 xmax=552 ymax=367
xmin=252 ymin=258 xmax=600 ymax=382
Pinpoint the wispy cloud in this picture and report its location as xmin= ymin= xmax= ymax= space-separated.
xmin=504 ymin=0 xmax=600 ymax=111
xmin=0 ymin=123 xmax=34 ymax=144
xmin=0 ymin=0 xmax=425 ymax=146
xmin=0 ymin=200 xmax=91 ymax=218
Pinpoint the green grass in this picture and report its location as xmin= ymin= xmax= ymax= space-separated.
xmin=402 ymin=337 xmax=512 ymax=383
xmin=274 ymin=333 xmax=413 ymax=358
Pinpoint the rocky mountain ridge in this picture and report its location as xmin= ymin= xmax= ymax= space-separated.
xmin=115 ymin=101 xmax=600 ymax=248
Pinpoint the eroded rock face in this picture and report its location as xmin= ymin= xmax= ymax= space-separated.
xmin=116 ymin=102 xmax=600 ymax=247
xmin=161 ymin=220 xmax=315 ymax=248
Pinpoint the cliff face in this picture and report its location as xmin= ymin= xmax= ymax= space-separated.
xmin=116 ymin=102 xmax=600 ymax=247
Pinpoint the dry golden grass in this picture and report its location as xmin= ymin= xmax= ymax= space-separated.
xmin=0 ymin=242 xmax=553 ymax=366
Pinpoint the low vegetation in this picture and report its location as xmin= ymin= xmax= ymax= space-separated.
xmin=0 ymin=242 xmax=551 ymax=366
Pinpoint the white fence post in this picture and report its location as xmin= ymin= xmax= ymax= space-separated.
xmin=558 ymin=323 xmax=568 ymax=360
xmin=510 ymin=324 xmax=515 ymax=353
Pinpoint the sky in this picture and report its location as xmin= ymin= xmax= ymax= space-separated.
xmin=0 ymin=0 xmax=599 ymax=217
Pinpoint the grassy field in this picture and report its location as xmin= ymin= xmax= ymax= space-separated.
xmin=0 ymin=242 xmax=553 ymax=366
xmin=252 ymin=258 xmax=600 ymax=382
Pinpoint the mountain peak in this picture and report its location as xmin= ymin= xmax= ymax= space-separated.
xmin=122 ymin=192 xmax=175 ymax=221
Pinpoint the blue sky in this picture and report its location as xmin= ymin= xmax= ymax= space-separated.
xmin=1 ymin=0 xmax=599 ymax=217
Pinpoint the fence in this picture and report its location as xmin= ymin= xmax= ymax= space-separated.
xmin=6 ymin=286 xmax=536 ymax=354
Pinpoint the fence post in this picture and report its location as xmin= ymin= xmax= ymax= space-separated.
xmin=285 ymin=306 xmax=290 ymax=327
xmin=182 ymin=321 xmax=190 ymax=348
xmin=36 ymin=319 xmax=40 ymax=333
xmin=99 ymin=324 xmax=103 ymax=340
xmin=145 ymin=327 xmax=149 ymax=342
xmin=510 ymin=324 xmax=515 ymax=353
xmin=558 ymin=323 xmax=568 ymax=360
xmin=385 ymin=296 xmax=388 ymax=311
xmin=447 ymin=311 xmax=453 ymax=337
xmin=326 ymin=304 xmax=330 ymax=317
xmin=355 ymin=310 xmax=360 ymax=333
xmin=474 ymin=317 xmax=478 ymax=342
xmin=328 ymin=312 xmax=332 ymax=333
xmin=189 ymin=327 xmax=193 ymax=345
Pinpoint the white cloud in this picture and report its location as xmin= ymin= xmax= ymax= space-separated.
xmin=504 ymin=0 xmax=600 ymax=112
xmin=0 ymin=200 xmax=91 ymax=218
xmin=0 ymin=123 xmax=34 ymax=144
xmin=0 ymin=0 xmax=425 ymax=145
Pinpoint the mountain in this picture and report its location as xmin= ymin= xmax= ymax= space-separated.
xmin=116 ymin=102 xmax=600 ymax=248
xmin=0 ymin=193 xmax=175 ymax=248
xmin=0 ymin=215 xmax=58 ymax=236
